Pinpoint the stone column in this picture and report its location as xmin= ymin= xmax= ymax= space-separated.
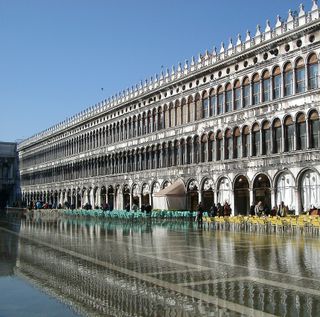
xmin=295 ymin=187 xmax=302 ymax=215
xmin=249 ymin=188 xmax=254 ymax=205
xmin=270 ymin=188 xmax=276 ymax=209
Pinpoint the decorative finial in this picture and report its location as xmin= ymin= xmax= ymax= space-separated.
xmin=228 ymin=38 xmax=233 ymax=49
xmin=287 ymin=9 xmax=293 ymax=21
xmin=236 ymin=34 xmax=242 ymax=45
xmin=197 ymin=53 xmax=202 ymax=63
xmin=245 ymin=30 xmax=251 ymax=41
xmin=299 ymin=3 xmax=305 ymax=16
xmin=265 ymin=19 xmax=271 ymax=32
xmin=177 ymin=62 xmax=182 ymax=72
xmin=275 ymin=15 xmax=282 ymax=27
xmin=191 ymin=56 xmax=195 ymax=66
xmin=184 ymin=59 xmax=189 ymax=69
xmin=312 ymin=0 xmax=318 ymax=11
xmin=219 ymin=42 xmax=225 ymax=53
xmin=255 ymin=24 xmax=261 ymax=36
xmin=212 ymin=46 xmax=217 ymax=56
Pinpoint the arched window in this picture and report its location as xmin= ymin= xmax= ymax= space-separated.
xmin=167 ymin=142 xmax=172 ymax=167
xmin=195 ymin=94 xmax=201 ymax=121
xmin=151 ymin=146 xmax=156 ymax=169
xmin=187 ymin=97 xmax=193 ymax=123
xmin=201 ymin=135 xmax=207 ymax=162
xmin=186 ymin=137 xmax=192 ymax=164
xmin=224 ymin=129 xmax=232 ymax=159
xmin=156 ymin=145 xmax=161 ymax=168
xmin=234 ymin=80 xmax=241 ymax=110
xmin=262 ymin=70 xmax=270 ymax=102
xmin=164 ymin=104 xmax=170 ymax=128
xmin=233 ymin=127 xmax=241 ymax=158
xmin=142 ymin=113 xmax=147 ymax=135
xmin=243 ymin=77 xmax=250 ymax=107
xmin=152 ymin=109 xmax=157 ymax=132
xmin=225 ymin=83 xmax=232 ymax=112
xmin=252 ymin=74 xmax=260 ymax=105
xmin=158 ymin=108 xmax=163 ymax=130
xmin=273 ymin=66 xmax=281 ymax=99
xmin=169 ymin=103 xmax=174 ymax=127
xmin=137 ymin=115 xmax=142 ymax=136
xmin=296 ymin=113 xmax=307 ymax=150
xmin=217 ymin=86 xmax=224 ymax=115
xmin=208 ymin=132 xmax=215 ymax=161
xmin=284 ymin=116 xmax=294 ymax=152
xmin=174 ymin=140 xmax=179 ymax=165
xmin=242 ymin=126 xmax=250 ymax=157
xmin=262 ymin=121 xmax=271 ymax=155
xmin=194 ymin=136 xmax=200 ymax=164
xmin=252 ymin=123 xmax=260 ymax=156
xmin=161 ymin=143 xmax=167 ymax=168
xmin=295 ymin=58 xmax=306 ymax=93
xmin=308 ymin=53 xmax=318 ymax=89
xmin=209 ymin=89 xmax=216 ymax=116
xmin=181 ymin=99 xmax=187 ymax=124
xmin=216 ymin=131 xmax=223 ymax=161
xmin=180 ymin=139 xmax=185 ymax=165
xmin=273 ymin=119 xmax=282 ymax=153
xmin=284 ymin=62 xmax=293 ymax=96
xmin=309 ymin=110 xmax=319 ymax=148
xmin=147 ymin=111 xmax=152 ymax=133
xmin=175 ymin=101 xmax=181 ymax=126
xmin=202 ymin=91 xmax=209 ymax=118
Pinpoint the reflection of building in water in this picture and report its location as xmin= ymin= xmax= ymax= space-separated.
xmin=0 ymin=229 xmax=19 ymax=276
xmin=18 ymin=2 xmax=320 ymax=213
xmin=17 ymin=219 xmax=320 ymax=316
xmin=0 ymin=142 xmax=20 ymax=209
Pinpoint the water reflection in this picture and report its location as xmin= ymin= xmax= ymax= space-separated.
xmin=1 ymin=216 xmax=320 ymax=316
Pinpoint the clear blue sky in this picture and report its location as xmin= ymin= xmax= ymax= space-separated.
xmin=0 ymin=0 xmax=307 ymax=142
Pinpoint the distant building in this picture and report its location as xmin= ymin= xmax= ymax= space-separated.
xmin=0 ymin=142 xmax=20 ymax=210
xmin=18 ymin=2 xmax=320 ymax=214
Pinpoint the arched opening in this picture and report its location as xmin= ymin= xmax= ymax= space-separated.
xmin=224 ymin=129 xmax=232 ymax=160
xmin=187 ymin=180 xmax=198 ymax=211
xmin=272 ymin=118 xmax=282 ymax=153
xmin=309 ymin=110 xmax=319 ymax=148
xmin=262 ymin=70 xmax=270 ymax=102
xmin=284 ymin=116 xmax=294 ymax=152
xmin=100 ymin=186 xmax=106 ymax=208
xmin=202 ymin=91 xmax=209 ymax=118
xmin=283 ymin=62 xmax=293 ymax=96
xmin=252 ymin=123 xmax=260 ymax=156
xmin=234 ymin=175 xmax=249 ymax=215
xmin=300 ymin=170 xmax=320 ymax=212
xmin=141 ymin=183 xmax=150 ymax=206
xmin=202 ymin=178 xmax=214 ymax=211
xmin=296 ymin=113 xmax=307 ymax=150
xmin=217 ymin=177 xmax=231 ymax=205
xmin=307 ymin=53 xmax=318 ymax=89
xmin=217 ymin=86 xmax=224 ymax=115
xmin=253 ymin=174 xmax=271 ymax=210
xmin=200 ymin=135 xmax=207 ymax=163
xmin=233 ymin=80 xmax=241 ymax=110
xmin=123 ymin=185 xmax=130 ymax=209
xmin=295 ymin=57 xmax=305 ymax=93
xmin=242 ymin=77 xmax=250 ymax=107
xmin=262 ymin=121 xmax=271 ymax=155
xmin=225 ymin=83 xmax=232 ymax=112
xmin=273 ymin=66 xmax=281 ymax=99
xmin=132 ymin=184 xmax=139 ymax=207
xmin=107 ymin=186 xmax=114 ymax=210
xmin=276 ymin=172 xmax=296 ymax=212
xmin=242 ymin=126 xmax=250 ymax=157
xmin=252 ymin=73 xmax=260 ymax=105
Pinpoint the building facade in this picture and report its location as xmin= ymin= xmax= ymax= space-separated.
xmin=0 ymin=142 xmax=20 ymax=210
xmin=18 ymin=2 xmax=320 ymax=214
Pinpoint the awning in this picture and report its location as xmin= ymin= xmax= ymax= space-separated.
xmin=153 ymin=179 xmax=186 ymax=197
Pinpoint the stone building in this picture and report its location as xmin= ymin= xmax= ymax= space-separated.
xmin=18 ymin=2 xmax=320 ymax=214
xmin=0 ymin=142 xmax=20 ymax=210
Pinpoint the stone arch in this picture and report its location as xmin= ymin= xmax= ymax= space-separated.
xmin=274 ymin=171 xmax=296 ymax=212
xmin=201 ymin=177 xmax=214 ymax=211
xmin=186 ymin=178 xmax=199 ymax=211
xmin=233 ymin=175 xmax=250 ymax=215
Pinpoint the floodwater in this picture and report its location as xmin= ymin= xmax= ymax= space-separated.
xmin=1 ymin=216 xmax=320 ymax=316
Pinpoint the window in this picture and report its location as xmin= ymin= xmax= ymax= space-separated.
xmin=262 ymin=70 xmax=270 ymax=102
xmin=194 ymin=136 xmax=200 ymax=164
xmin=202 ymin=92 xmax=209 ymax=118
xmin=284 ymin=63 xmax=293 ymax=96
xmin=195 ymin=95 xmax=202 ymax=121
xmin=252 ymin=123 xmax=260 ymax=156
xmin=216 ymin=131 xmax=223 ymax=161
xmin=296 ymin=113 xmax=307 ymax=150
xmin=308 ymin=53 xmax=318 ymax=89
xmin=234 ymin=80 xmax=241 ymax=110
xmin=158 ymin=108 xmax=163 ymax=130
xmin=201 ymin=135 xmax=207 ymax=162
xmin=186 ymin=138 xmax=192 ymax=164
xmin=243 ymin=77 xmax=250 ymax=107
xmin=233 ymin=128 xmax=241 ymax=158
xmin=273 ymin=119 xmax=282 ymax=153
xmin=252 ymin=74 xmax=260 ymax=105
xmin=217 ymin=86 xmax=224 ymax=115
xmin=295 ymin=58 xmax=306 ymax=93
xmin=181 ymin=99 xmax=187 ymax=124
xmin=262 ymin=121 xmax=271 ymax=155
xmin=224 ymin=129 xmax=232 ymax=159
xmin=209 ymin=89 xmax=216 ymax=116
xmin=225 ymin=83 xmax=232 ymax=112
xmin=208 ymin=133 xmax=215 ymax=161
xmin=273 ymin=66 xmax=281 ymax=99
xmin=242 ymin=126 xmax=250 ymax=157
xmin=284 ymin=116 xmax=294 ymax=152
xmin=309 ymin=110 xmax=319 ymax=148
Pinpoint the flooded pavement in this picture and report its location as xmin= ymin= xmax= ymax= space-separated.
xmin=1 ymin=216 xmax=320 ymax=316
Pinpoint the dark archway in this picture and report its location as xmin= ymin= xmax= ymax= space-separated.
xmin=234 ymin=175 xmax=249 ymax=215
xmin=253 ymin=174 xmax=271 ymax=210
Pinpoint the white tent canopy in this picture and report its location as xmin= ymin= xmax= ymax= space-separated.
xmin=153 ymin=179 xmax=186 ymax=210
